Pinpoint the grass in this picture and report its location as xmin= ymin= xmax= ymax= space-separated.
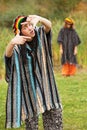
xmin=0 ymin=68 xmax=87 ymax=130
xmin=0 ymin=0 xmax=81 ymax=27
xmin=55 ymin=67 xmax=87 ymax=130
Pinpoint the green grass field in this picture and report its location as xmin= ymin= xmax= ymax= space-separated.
xmin=0 ymin=68 xmax=87 ymax=130
xmin=55 ymin=67 xmax=87 ymax=130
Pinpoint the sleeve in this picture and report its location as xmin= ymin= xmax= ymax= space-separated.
xmin=46 ymin=29 xmax=52 ymax=59
xmin=4 ymin=45 xmax=20 ymax=82
xmin=57 ymin=28 xmax=64 ymax=44
xmin=73 ymin=30 xmax=81 ymax=46
xmin=38 ymin=26 xmax=53 ymax=65
xmin=38 ymin=26 xmax=52 ymax=59
xmin=4 ymin=55 xmax=12 ymax=82
xmin=45 ymin=28 xmax=53 ymax=66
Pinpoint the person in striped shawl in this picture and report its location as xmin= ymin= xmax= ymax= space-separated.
xmin=4 ymin=15 xmax=63 ymax=130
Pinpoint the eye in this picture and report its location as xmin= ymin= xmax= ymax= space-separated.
xmin=22 ymin=26 xmax=27 ymax=30
xmin=28 ymin=23 xmax=33 ymax=27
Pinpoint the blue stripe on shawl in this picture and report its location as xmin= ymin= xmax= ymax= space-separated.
xmin=26 ymin=45 xmax=36 ymax=100
xmin=14 ymin=51 xmax=21 ymax=127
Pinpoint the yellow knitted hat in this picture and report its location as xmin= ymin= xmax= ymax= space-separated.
xmin=65 ymin=18 xmax=74 ymax=25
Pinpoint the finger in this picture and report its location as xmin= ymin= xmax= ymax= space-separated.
xmin=29 ymin=15 xmax=36 ymax=18
xmin=21 ymin=21 xmax=28 ymax=25
xmin=28 ymin=15 xmax=34 ymax=18
xmin=22 ymin=36 xmax=32 ymax=41
xmin=21 ymin=38 xmax=27 ymax=44
xmin=27 ymin=16 xmax=33 ymax=22
xmin=23 ymin=36 xmax=32 ymax=39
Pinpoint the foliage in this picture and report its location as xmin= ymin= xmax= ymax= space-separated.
xmin=0 ymin=0 xmax=81 ymax=27
xmin=0 ymin=27 xmax=13 ymax=78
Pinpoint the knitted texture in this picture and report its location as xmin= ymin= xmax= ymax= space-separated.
xmin=13 ymin=16 xmax=26 ymax=34
xmin=65 ymin=17 xmax=74 ymax=24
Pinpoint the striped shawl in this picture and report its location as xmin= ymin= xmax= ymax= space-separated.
xmin=5 ymin=26 xmax=62 ymax=128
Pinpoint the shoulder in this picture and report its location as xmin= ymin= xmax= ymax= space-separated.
xmin=59 ymin=27 xmax=65 ymax=33
xmin=60 ymin=27 xmax=64 ymax=31
xmin=71 ymin=29 xmax=79 ymax=35
xmin=35 ymin=26 xmax=44 ymax=32
xmin=35 ymin=25 xmax=51 ymax=36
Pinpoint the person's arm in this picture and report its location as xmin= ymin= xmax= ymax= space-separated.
xmin=5 ymin=33 xmax=32 ymax=57
xmin=59 ymin=43 xmax=63 ymax=55
xmin=39 ymin=16 xmax=52 ymax=33
xmin=74 ymin=46 xmax=77 ymax=55
xmin=5 ymin=41 xmax=15 ymax=57
xmin=27 ymin=15 xmax=52 ymax=33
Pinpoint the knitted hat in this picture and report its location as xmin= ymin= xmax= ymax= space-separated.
xmin=13 ymin=15 xmax=27 ymax=35
xmin=64 ymin=17 xmax=74 ymax=25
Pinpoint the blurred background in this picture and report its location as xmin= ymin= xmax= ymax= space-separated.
xmin=0 ymin=0 xmax=87 ymax=79
xmin=0 ymin=1 xmax=87 ymax=130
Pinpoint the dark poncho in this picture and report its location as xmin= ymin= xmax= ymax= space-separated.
xmin=5 ymin=26 xmax=62 ymax=128
xmin=57 ymin=28 xmax=81 ymax=65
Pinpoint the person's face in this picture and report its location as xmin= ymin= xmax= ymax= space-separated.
xmin=65 ymin=22 xmax=72 ymax=28
xmin=21 ymin=22 xmax=35 ymax=38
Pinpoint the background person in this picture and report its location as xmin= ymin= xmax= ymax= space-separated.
xmin=57 ymin=18 xmax=81 ymax=76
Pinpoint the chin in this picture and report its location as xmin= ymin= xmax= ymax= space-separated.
xmin=31 ymin=33 xmax=35 ymax=38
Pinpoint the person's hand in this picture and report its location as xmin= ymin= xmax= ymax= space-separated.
xmin=74 ymin=50 xmax=77 ymax=55
xmin=11 ymin=30 xmax=32 ymax=45
xmin=27 ymin=15 xmax=41 ymax=27
xmin=59 ymin=44 xmax=63 ymax=55
xmin=74 ymin=46 xmax=77 ymax=55
xmin=27 ymin=15 xmax=51 ymax=33
xmin=60 ymin=49 xmax=63 ymax=55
